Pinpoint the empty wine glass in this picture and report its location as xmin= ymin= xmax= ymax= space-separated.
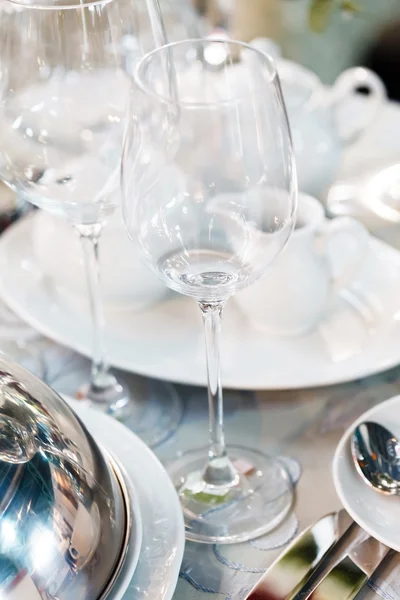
xmin=0 ymin=0 xmax=192 ymax=445
xmin=122 ymin=39 xmax=298 ymax=542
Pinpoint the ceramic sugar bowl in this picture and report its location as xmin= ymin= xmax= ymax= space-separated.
xmin=234 ymin=193 xmax=369 ymax=336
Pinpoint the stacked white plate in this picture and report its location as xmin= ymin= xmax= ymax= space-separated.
xmin=2 ymin=212 xmax=400 ymax=390
xmin=63 ymin=397 xmax=185 ymax=600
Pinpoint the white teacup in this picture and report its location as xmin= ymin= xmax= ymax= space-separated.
xmin=234 ymin=193 xmax=369 ymax=336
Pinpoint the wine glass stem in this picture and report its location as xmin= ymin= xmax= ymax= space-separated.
xmin=199 ymin=301 xmax=238 ymax=488
xmin=75 ymin=224 xmax=109 ymax=389
xmin=146 ymin=0 xmax=168 ymax=47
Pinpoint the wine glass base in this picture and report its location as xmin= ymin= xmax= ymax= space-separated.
xmin=77 ymin=375 xmax=182 ymax=448
xmin=119 ymin=378 xmax=183 ymax=448
xmin=77 ymin=373 xmax=131 ymax=420
xmin=167 ymin=445 xmax=294 ymax=544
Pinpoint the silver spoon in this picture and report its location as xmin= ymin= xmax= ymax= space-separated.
xmin=351 ymin=421 xmax=400 ymax=495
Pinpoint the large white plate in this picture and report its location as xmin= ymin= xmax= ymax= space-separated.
xmin=333 ymin=394 xmax=400 ymax=552
xmin=64 ymin=397 xmax=185 ymax=600
xmin=2 ymin=214 xmax=400 ymax=389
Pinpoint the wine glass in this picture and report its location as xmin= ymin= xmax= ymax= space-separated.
xmin=122 ymin=38 xmax=298 ymax=542
xmin=0 ymin=0 xmax=196 ymax=446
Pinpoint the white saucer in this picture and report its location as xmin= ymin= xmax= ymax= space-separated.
xmin=64 ymin=397 xmax=185 ymax=600
xmin=2 ymin=214 xmax=400 ymax=389
xmin=333 ymin=394 xmax=400 ymax=552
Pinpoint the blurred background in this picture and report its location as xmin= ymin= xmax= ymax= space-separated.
xmin=2 ymin=0 xmax=400 ymax=246
xmin=193 ymin=0 xmax=400 ymax=93
xmin=187 ymin=0 xmax=400 ymax=250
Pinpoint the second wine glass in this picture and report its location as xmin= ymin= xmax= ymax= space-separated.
xmin=0 ymin=0 xmax=184 ymax=445
xmin=122 ymin=38 xmax=298 ymax=542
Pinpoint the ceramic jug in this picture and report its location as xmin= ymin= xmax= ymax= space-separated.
xmin=251 ymin=38 xmax=386 ymax=198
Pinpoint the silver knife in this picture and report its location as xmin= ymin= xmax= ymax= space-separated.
xmin=245 ymin=510 xmax=354 ymax=599
xmin=289 ymin=533 xmax=389 ymax=600
xmin=245 ymin=511 xmax=387 ymax=600
xmin=288 ymin=519 xmax=370 ymax=599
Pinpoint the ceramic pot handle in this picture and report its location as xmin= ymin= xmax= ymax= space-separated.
xmin=330 ymin=67 xmax=386 ymax=144
xmin=318 ymin=217 xmax=369 ymax=292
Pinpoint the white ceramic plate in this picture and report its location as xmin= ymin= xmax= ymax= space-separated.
xmin=101 ymin=432 xmax=143 ymax=600
xmin=333 ymin=394 xmax=400 ymax=552
xmin=64 ymin=397 xmax=185 ymax=600
xmin=2 ymin=214 xmax=400 ymax=389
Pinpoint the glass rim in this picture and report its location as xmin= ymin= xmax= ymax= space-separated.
xmin=134 ymin=38 xmax=280 ymax=110
xmin=3 ymin=0 xmax=114 ymax=11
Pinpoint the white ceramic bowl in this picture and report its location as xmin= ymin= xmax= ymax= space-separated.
xmin=32 ymin=209 xmax=168 ymax=310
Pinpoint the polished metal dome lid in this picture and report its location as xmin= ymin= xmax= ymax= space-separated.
xmin=0 ymin=356 xmax=130 ymax=599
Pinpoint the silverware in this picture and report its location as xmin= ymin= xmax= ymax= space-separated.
xmin=245 ymin=510 xmax=362 ymax=599
xmin=353 ymin=548 xmax=397 ymax=599
xmin=245 ymin=510 xmax=390 ymax=600
xmin=287 ymin=519 xmax=369 ymax=600
xmin=290 ymin=534 xmax=388 ymax=600
xmin=351 ymin=421 xmax=400 ymax=495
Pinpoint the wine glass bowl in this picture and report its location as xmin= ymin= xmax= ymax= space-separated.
xmin=122 ymin=38 xmax=297 ymax=543
xmin=123 ymin=39 xmax=296 ymax=303
xmin=0 ymin=4 xmax=130 ymax=224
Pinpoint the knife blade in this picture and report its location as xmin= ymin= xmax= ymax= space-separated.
xmin=288 ymin=519 xmax=369 ymax=599
xmin=245 ymin=510 xmax=355 ymax=600
xmin=245 ymin=511 xmax=386 ymax=600
xmin=289 ymin=533 xmax=389 ymax=600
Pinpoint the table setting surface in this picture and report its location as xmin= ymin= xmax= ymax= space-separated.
xmin=0 ymin=21 xmax=400 ymax=599
xmin=4 ymin=300 xmax=400 ymax=600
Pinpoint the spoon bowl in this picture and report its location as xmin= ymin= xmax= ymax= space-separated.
xmin=351 ymin=421 xmax=400 ymax=496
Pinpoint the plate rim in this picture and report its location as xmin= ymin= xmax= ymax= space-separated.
xmin=2 ymin=213 xmax=400 ymax=390
xmin=64 ymin=396 xmax=185 ymax=600
xmin=101 ymin=445 xmax=143 ymax=600
xmin=332 ymin=393 xmax=400 ymax=552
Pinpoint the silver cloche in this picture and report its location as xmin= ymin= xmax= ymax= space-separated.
xmin=0 ymin=356 xmax=131 ymax=599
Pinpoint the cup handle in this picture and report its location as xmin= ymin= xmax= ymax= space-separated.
xmin=330 ymin=67 xmax=386 ymax=145
xmin=317 ymin=217 xmax=369 ymax=292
